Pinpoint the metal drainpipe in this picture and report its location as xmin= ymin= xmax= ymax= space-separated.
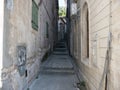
xmin=98 ymin=0 xmax=112 ymax=90
xmin=105 ymin=0 xmax=112 ymax=90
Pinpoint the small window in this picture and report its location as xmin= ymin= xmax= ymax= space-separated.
xmin=86 ymin=9 xmax=89 ymax=58
xmin=46 ymin=22 xmax=49 ymax=38
xmin=32 ymin=0 xmax=38 ymax=31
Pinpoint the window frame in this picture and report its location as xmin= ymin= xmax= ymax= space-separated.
xmin=46 ymin=22 xmax=49 ymax=38
xmin=81 ymin=2 xmax=90 ymax=59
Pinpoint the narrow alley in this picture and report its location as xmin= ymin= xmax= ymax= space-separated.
xmin=30 ymin=40 xmax=78 ymax=90
xmin=1 ymin=0 xmax=120 ymax=90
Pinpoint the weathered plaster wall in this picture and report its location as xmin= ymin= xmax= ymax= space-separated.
xmin=39 ymin=0 xmax=57 ymax=51
xmin=2 ymin=0 xmax=42 ymax=90
xmin=2 ymin=0 xmax=57 ymax=90
xmin=111 ymin=0 xmax=120 ymax=89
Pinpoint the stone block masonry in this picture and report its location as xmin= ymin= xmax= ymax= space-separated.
xmin=70 ymin=0 xmax=120 ymax=90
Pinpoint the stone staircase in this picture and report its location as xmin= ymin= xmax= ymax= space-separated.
xmin=40 ymin=41 xmax=74 ymax=74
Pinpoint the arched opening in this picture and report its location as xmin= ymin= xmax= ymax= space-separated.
xmin=82 ymin=2 xmax=89 ymax=58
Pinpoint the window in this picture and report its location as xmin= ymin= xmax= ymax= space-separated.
xmin=46 ymin=22 xmax=49 ymax=38
xmin=32 ymin=0 xmax=38 ymax=31
xmin=86 ymin=9 xmax=89 ymax=57
xmin=82 ymin=2 xmax=89 ymax=58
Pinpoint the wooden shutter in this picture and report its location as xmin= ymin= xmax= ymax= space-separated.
xmin=32 ymin=0 xmax=38 ymax=31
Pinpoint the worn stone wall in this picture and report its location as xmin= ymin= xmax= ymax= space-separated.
xmin=2 ymin=0 xmax=57 ymax=90
xmin=70 ymin=0 xmax=120 ymax=90
xmin=0 ymin=0 xmax=4 ymax=89
xmin=40 ymin=0 xmax=58 ymax=51
xmin=111 ymin=0 xmax=120 ymax=89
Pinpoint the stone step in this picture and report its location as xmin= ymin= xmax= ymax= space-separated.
xmin=50 ymin=55 xmax=70 ymax=59
xmin=53 ymin=51 xmax=68 ymax=55
xmin=54 ymin=48 xmax=67 ymax=50
xmin=41 ymin=67 xmax=74 ymax=70
xmin=40 ymin=67 xmax=75 ymax=74
xmin=54 ymin=50 xmax=67 ymax=52
xmin=53 ymin=53 xmax=68 ymax=55
xmin=55 ymin=46 xmax=66 ymax=48
xmin=56 ymin=42 xmax=65 ymax=44
xmin=56 ymin=43 xmax=66 ymax=45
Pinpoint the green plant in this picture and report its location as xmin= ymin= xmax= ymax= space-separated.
xmin=59 ymin=7 xmax=66 ymax=17
xmin=80 ymin=81 xmax=86 ymax=87
xmin=36 ymin=76 xmax=39 ymax=79
xmin=41 ymin=52 xmax=49 ymax=62
xmin=77 ymin=81 xmax=86 ymax=90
